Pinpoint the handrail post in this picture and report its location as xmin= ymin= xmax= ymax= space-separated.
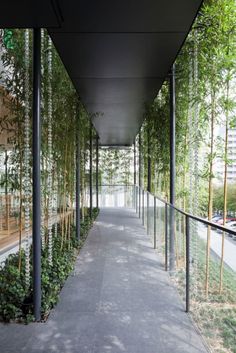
xmin=169 ymin=64 xmax=176 ymax=272
xmin=139 ymin=187 xmax=141 ymax=218
xmin=165 ymin=203 xmax=168 ymax=271
xmin=154 ymin=197 xmax=157 ymax=249
xmin=147 ymin=192 xmax=149 ymax=234
xmin=89 ymin=123 xmax=93 ymax=218
xmin=139 ymin=133 xmax=142 ymax=218
xmin=134 ymin=185 xmax=136 ymax=210
xmin=76 ymin=123 xmax=80 ymax=242
xmin=136 ymin=186 xmax=138 ymax=213
xmin=134 ymin=140 xmax=136 ymax=210
xmin=142 ymin=189 xmax=144 ymax=225
xmin=96 ymin=134 xmax=99 ymax=209
xmin=185 ymin=215 xmax=190 ymax=312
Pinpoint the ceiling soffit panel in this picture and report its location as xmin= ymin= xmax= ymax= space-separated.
xmin=49 ymin=0 xmax=203 ymax=145
xmin=50 ymin=33 xmax=184 ymax=78
xmin=0 ymin=0 xmax=203 ymax=146
xmin=52 ymin=0 xmax=202 ymax=33
xmin=0 ymin=1 xmax=62 ymax=28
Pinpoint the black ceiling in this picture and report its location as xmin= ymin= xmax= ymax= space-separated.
xmin=0 ymin=0 xmax=203 ymax=146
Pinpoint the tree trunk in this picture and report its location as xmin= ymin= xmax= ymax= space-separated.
xmin=219 ymin=79 xmax=230 ymax=293
xmin=205 ymin=91 xmax=215 ymax=297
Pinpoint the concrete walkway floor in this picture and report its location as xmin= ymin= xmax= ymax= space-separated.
xmin=0 ymin=208 xmax=209 ymax=353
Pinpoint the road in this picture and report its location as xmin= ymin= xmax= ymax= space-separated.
xmin=198 ymin=223 xmax=236 ymax=272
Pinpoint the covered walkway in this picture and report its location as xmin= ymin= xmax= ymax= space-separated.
xmin=0 ymin=208 xmax=208 ymax=353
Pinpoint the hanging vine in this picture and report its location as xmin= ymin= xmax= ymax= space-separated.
xmin=23 ymin=29 xmax=31 ymax=288
xmin=47 ymin=36 xmax=53 ymax=265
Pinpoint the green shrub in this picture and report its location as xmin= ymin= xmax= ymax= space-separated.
xmin=0 ymin=254 xmax=27 ymax=321
xmin=0 ymin=208 xmax=99 ymax=322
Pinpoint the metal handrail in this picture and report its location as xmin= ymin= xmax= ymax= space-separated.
xmin=100 ymin=184 xmax=134 ymax=187
xmin=137 ymin=185 xmax=236 ymax=237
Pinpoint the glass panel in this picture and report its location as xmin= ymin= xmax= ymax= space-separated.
xmin=155 ymin=199 xmax=166 ymax=258
xmin=144 ymin=191 xmax=147 ymax=228
xmin=147 ymin=193 xmax=154 ymax=238
xmin=99 ymin=185 xmax=134 ymax=208
xmin=171 ymin=208 xmax=186 ymax=300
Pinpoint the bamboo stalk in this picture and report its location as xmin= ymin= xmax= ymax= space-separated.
xmin=205 ymin=91 xmax=215 ymax=297
xmin=219 ymin=79 xmax=230 ymax=293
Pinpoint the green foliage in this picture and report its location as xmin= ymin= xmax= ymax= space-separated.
xmin=100 ymin=148 xmax=133 ymax=185
xmin=139 ymin=0 xmax=236 ymax=216
xmin=3 ymin=29 xmax=14 ymax=49
xmin=0 ymin=253 xmax=27 ymax=321
xmin=0 ymin=209 xmax=99 ymax=323
xmin=222 ymin=315 xmax=236 ymax=353
xmin=213 ymin=183 xmax=236 ymax=212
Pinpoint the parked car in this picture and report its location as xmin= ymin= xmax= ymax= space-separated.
xmin=232 ymin=229 xmax=236 ymax=240
xmin=226 ymin=222 xmax=236 ymax=239
xmin=226 ymin=221 xmax=236 ymax=228
xmin=213 ymin=219 xmax=236 ymax=233
xmin=229 ymin=226 xmax=236 ymax=240
xmin=212 ymin=215 xmax=222 ymax=222
xmin=204 ymin=215 xmax=222 ymax=228
xmin=216 ymin=217 xmax=236 ymax=225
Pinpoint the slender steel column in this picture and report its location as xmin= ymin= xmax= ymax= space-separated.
xmin=154 ymin=197 xmax=157 ymax=249
xmin=186 ymin=215 xmax=190 ymax=312
xmin=32 ymin=28 xmax=41 ymax=321
xmin=165 ymin=203 xmax=168 ymax=271
xmin=133 ymin=140 xmax=137 ymax=210
xmin=138 ymin=133 xmax=142 ymax=218
xmin=147 ymin=192 xmax=150 ymax=235
xmin=147 ymin=128 xmax=151 ymax=193
xmin=169 ymin=64 xmax=176 ymax=272
xmin=76 ymin=126 xmax=80 ymax=241
xmin=96 ymin=134 xmax=99 ymax=209
xmin=142 ymin=189 xmax=145 ymax=225
xmin=147 ymin=129 xmax=151 ymax=234
xmin=134 ymin=140 xmax=137 ymax=185
xmin=89 ymin=124 xmax=93 ymax=218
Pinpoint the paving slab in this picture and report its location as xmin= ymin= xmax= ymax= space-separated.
xmin=0 ymin=207 xmax=209 ymax=353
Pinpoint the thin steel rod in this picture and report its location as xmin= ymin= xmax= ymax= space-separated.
xmin=186 ymin=215 xmax=190 ymax=312
xmin=169 ymin=64 xmax=176 ymax=272
xmin=32 ymin=28 xmax=41 ymax=322
xmin=134 ymin=140 xmax=137 ymax=210
xmin=154 ymin=197 xmax=157 ymax=249
xmin=147 ymin=192 xmax=149 ymax=235
xmin=135 ymin=186 xmax=138 ymax=213
xmin=96 ymin=135 xmax=99 ymax=209
xmin=138 ymin=133 xmax=141 ymax=218
xmin=165 ymin=203 xmax=168 ymax=271
xmin=142 ymin=189 xmax=144 ymax=225
xmin=147 ymin=128 xmax=151 ymax=193
xmin=76 ymin=126 xmax=80 ymax=241
xmin=134 ymin=139 xmax=137 ymax=185
xmin=89 ymin=124 xmax=93 ymax=218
